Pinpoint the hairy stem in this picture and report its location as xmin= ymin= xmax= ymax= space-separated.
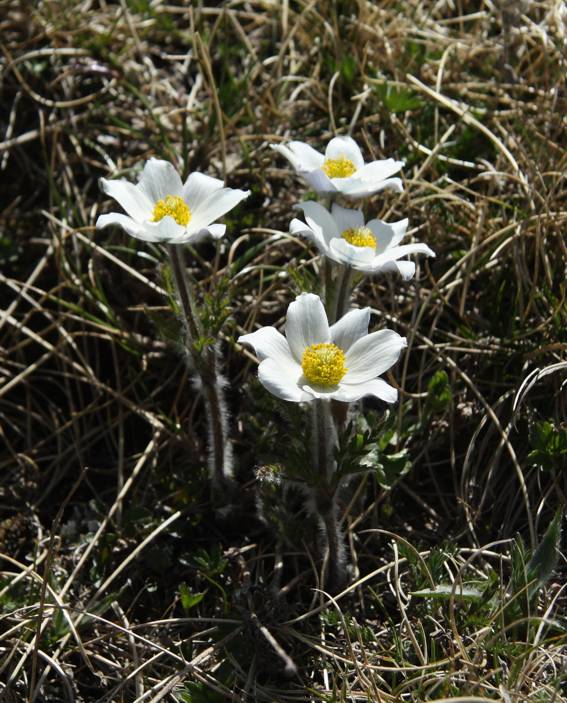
xmin=324 ymin=257 xmax=337 ymax=321
xmin=321 ymin=504 xmax=345 ymax=592
xmin=321 ymin=194 xmax=337 ymax=319
xmin=167 ymin=244 xmax=232 ymax=490
xmin=201 ymin=349 xmax=233 ymax=486
xmin=333 ymin=264 xmax=353 ymax=323
xmin=311 ymin=399 xmax=346 ymax=592
xmin=167 ymin=244 xmax=203 ymax=343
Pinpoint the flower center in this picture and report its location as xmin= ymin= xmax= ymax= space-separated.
xmin=152 ymin=195 xmax=191 ymax=226
xmin=322 ymin=156 xmax=356 ymax=179
xmin=341 ymin=226 xmax=376 ymax=248
xmin=301 ymin=343 xmax=347 ymax=386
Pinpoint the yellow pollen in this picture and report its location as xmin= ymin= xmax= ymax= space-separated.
xmin=301 ymin=343 xmax=347 ymax=386
xmin=152 ymin=195 xmax=191 ymax=226
xmin=341 ymin=226 xmax=376 ymax=248
xmin=322 ymin=156 xmax=356 ymax=179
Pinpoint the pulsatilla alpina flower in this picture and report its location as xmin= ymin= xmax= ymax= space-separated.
xmin=96 ymin=158 xmax=249 ymax=244
xmin=238 ymin=293 xmax=406 ymax=403
xmin=290 ymin=201 xmax=435 ymax=280
xmin=270 ymin=135 xmax=403 ymax=198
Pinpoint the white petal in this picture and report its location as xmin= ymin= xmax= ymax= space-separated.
xmin=138 ymin=158 xmax=183 ymax=202
xmin=172 ymin=227 xmax=217 ymax=245
xmin=390 ymin=218 xmax=409 ymax=247
xmin=96 ymin=213 xmax=144 ymax=238
xmin=189 ymin=187 xmax=249 ymax=233
xmin=393 ymin=260 xmax=416 ymax=280
xmin=340 ymin=177 xmax=404 ymax=198
xmin=330 ymin=308 xmax=371 ymax=352
xmin=334 ymin=378 xmax=398 ymax=403
xmin=270 ymin=144 xmax=302 ymax=171
xmin=270 ymin=142 xmax=324 ymax=172
xmin=330 ymin=203 xmax=365 ymax=235
xmin=376 ymin=243 xmax=436 ymax=261
xmin=303 ymin=169 xmax=338 ymax=195
xmin=182 ymin=172 xmax=224 ymax=208
xmin=371 ymin=259 xmax=417 ymax=280
xmin=238 ymin=326 xmax=294 ymax=364
xmin=179 ymin=224 xmax=226 ymax=243
xmin=100 ymin=177 xmax=153 ymax=221
xmin=301 ymin=383 xmax=339 ymax=400
xmin=367 ymin=219 xmax=399 ymax=252
xmin=289 ymin=218 xmax=328 ymax=253
xmin=96 ymin=212 xmax=191 ymax=247
xmin=344 ymin=329 xmax=407 ymax=383
xmin=368 ymin=257 xmax=415 ymax=281
xmin=140 ymin=217 xmax=186 ymax=243
xmin=287 ymin=141 xmax=325 ymax=170
xmin=258 ymin=358 xmax=311 ymax=403
xmin=285 ymin=293 xmax=330 ymax=362
xmin=325 ymin=136 xmax=364 ymax=170
xmin=328 ymin=238 xmax=376 ymax=268
xmin=207 ymin=223 xmax=226 ymax=239
xmin=295 ymin=201 xmax=340 ymax=246
xmin=357 ymin=158 xmax=404 ymax=182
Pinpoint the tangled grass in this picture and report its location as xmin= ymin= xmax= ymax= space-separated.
xmin=1 ymin=0 xmax=566 ymax=701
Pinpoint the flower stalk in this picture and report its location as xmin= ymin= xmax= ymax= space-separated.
xmin=167 ymin=244 xmax=233 ymax=492
xmin=311 ymin=399 xmax=346 ymax=593
xmin=323 ymin=258 xmax=337 ymax=322
xmin=239 ymin=293 xmax=407 ymax=589
xmin=96 ymin=159 xmax=249 ymax=496
xmin=333 ymin=264 xmax=353 ymax=323
xmin=168 ymin=244 xmax=202 ymax=343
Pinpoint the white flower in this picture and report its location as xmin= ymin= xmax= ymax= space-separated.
xmin=96 ymin=158 xmax=250 ymax=244
xmin=270 ymin=135 xmax=404 ymax=198
xmin=290 ymin=201 xmax=435 ymax=280
xmin=238 ymin=293 xmax=406 ymax=404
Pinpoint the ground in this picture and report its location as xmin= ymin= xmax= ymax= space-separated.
xmin=0 ymin=1 xmax=566 ymax=701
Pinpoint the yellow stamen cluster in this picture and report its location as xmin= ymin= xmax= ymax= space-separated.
xmin=301 ymin=343 xmax=347 ymax=386
xmin=341 ymin=226 xmax=376 ymax=249
xmin=152 ymin=195 xmax=191 ymax=226
xmin=322 ymin=156 xmax=356 ymax=179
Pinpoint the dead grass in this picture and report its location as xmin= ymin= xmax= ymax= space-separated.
xmin=0 ymin=0 xmax=566 ymax=701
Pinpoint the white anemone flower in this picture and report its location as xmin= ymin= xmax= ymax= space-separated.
xmin=270 ymin=135 xmax=404 ymax=198
xmin=238 ymin=293 xmax=406 ymax=403
xmin=96 ymin=158 xmax=250 ymax=244
xmin=290 ymin=201 xmax=435 ymax=280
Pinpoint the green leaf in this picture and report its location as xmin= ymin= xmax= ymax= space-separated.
xmin=528 ymin=421 xmax=567 ymax=471
xmin=178 ymin=681 xmax=226 ymax=703
xmin=526 ymin=510 xmax=563 ymax=598
xmin=510 ymin=534 xmax=529 ymax=601
xmin=340 ymin=55 xmax=357 ymax=85
xmin=374 ymin=449 xmax=412 ymax=490
xmin=287 ymin=264 xmax=321 ymax=296
xmin=193 ymin=544 xmax=227 ymax=577
xmin=374 ymin=84 xmax=422 ymax=113
xmin=179 ymin=583 xmax=205 ymax=612
xmin=144 ymin=305 xmax=182 ymax=345
xmin=411 ymin=584 xmax=484 ymax=600
xmin=425 ymin=370 xmax=452 ymax=415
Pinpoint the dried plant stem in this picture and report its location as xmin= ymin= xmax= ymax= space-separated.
xmin=167 ymin=244 xmax=233 ymax=491
xmin=311 ymin=399 xmax=346 ymax=592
